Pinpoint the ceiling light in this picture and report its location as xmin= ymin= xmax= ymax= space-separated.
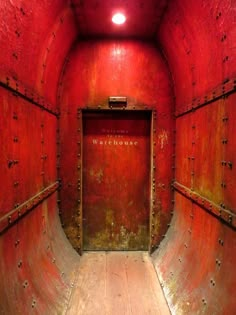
xmin=112 ymin=13 xmax=126 ymax=25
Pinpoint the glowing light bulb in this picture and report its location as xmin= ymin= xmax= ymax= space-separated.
xmin=112 ymin=13 xmax=126 ymax=25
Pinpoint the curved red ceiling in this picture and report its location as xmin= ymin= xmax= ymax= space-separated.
xmin=71 ymin=0 xmax=168 ymax=39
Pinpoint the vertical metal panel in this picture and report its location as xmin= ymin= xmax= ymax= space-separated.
xmin=175 ymin=114 xmax=193 ymax=188
xmin=160 ymin=91 xmax=236 ymax=314
xmin=59 ymin=107 xmax=81 ymax=250
xmin=15 ymin=95 xmax=43 ymax=203
xmin=59 ymin=40 xmax=174 ymax=251
xmin=41 ymin=111 xmax=57 ymax=187
xmin=153 ymin=192 xmax=236 ymax=315
xmin=0 ymin=0 xmax=77 ymax=109
xmin=1 ymin=88 xmax=17 ymax=216
xmin=0 ymin=193 xmax=79 ymax=315
xmin=158 ymin=0 xmax=236 ymax=111
xmin=0 ymin=88 xmax=42 ymax=215
xmin=224 ymin=93 xmax=236 ymax=213
xmin=0 ymin=84 xmax=78 ymax=314
xmin=194 ymin=99 xmax=225 ymax=204
xmin=0 ymin=224 xmax=19 ymax=314
xmin=151 ymin=110 xmax=174 ymax=251
xmin=156 ymin=2 xmax=236 ymax=309
xmin=82 ymin=110 xmax=150 ymax=250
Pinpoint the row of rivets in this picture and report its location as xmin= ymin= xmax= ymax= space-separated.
xmin=150 ymin=110 xmax=158 ymax=251
xmin=11 ymin=106 xmax=20 ymax=207
xmin=1 ymin=182 xmax=59 ymax=233
xmin=221 ymin=161 xmax=233 ymax=168
xmin=76 ymin=109 xmax=82 ymax=252
xmin=3 ymin=76 xmax=58 ymax=116
xmin=175 ymin=79 xmax=236 ymax=118
xmin=174 ymin=182 xmax=235 ymax=227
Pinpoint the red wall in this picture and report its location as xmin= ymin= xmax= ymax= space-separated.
xmin=58 ymin=39 xmax=174 ymax=251
xmin=153 ymin=1 xmax=236 ymax=314
xmin=0 ymin=0 xmax=77 ymax=108
xmin=0 ymin=0 xmax=235 ymax=314
xmin=0 ymin=1 xmax=79 ymax=313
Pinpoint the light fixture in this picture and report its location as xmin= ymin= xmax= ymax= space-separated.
xmin=112 ymin=13 xmax=126 ymax=25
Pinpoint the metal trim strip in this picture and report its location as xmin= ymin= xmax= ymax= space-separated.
xmin=0 ymin=181 xmax=59 ymax=234
xmin=173 ymin=181 xmax=236 ymax=229
xmin=0 ymin=75 xmax=59 ymax=117
xmin=175 ymin=78 xmax=236 ymax=117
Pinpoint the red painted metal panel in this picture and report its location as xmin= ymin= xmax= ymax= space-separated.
xmin=0 ymin=193 xmax=79 ymax=314
xmin=194 ymin=99 xmax=225 ymax=205
xmin=158 ymin=0 xmax=236 ymax=110
xmin=156 ymin=3 xmax=236 ymax=312
xmin=224 ymin=93 xmax=236 ymax=213
xmin=1 ymin=88 xmax=17 ymax=216
xmin=16 ymin=95 xmax=43 ymax=202
xmin=0 ymin=74 xmax=77 ymax=313
xmin=38 ymin=8 xmax=77 ymax=107
xmin=0 ymin=87 xmax=58 ymax=218
xmin=58 ymin=40 xmax=174 ymax=251
xmin=0 ymin=1 xmax=77 ymax=108
xmin=175 ymin=114 xmax=193 ymax=188
xmin=153 ymin=112 xmax=175 ymax=247
xmin=83 ymin=111 xmax=150 ymax=250
xmin=0 ymin=87 xmax=42 ymax=216
xmin=153 ymin=192 xmax=236 ymax=315
xmin=59 ymin=110 xmax=80 ymax=226
xmin=59 ymin=40 xmax=173 ymax=109
xmin=2 ymin=1 xmax=235 ymax=314
xmin=41 ymin=111 xmax=57 ymax=187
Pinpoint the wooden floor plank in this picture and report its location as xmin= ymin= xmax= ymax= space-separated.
xmin=65 ymin=252 xmax=170 ymax=315
xmin=66 ymin=252 xmax=107 ymax=315
xmin=125 ymin=252 xmax=170 ymax=315
xmin=105 ymin=252 xmax=132 ymax=315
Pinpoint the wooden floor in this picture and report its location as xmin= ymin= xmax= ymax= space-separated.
xmin=65 ymin=252 xmax=170 ymax=315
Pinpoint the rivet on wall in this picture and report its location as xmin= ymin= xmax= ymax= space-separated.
xmin=22 ymin=280 xmax=29 ymax=289
xmin=20 ymin=7 xmax=26 ymax=15
xmin=12 ymin=52 xmax=18 ymax=60
xmin=18 ymin=260 xmax=23 ymax=268
xmin=15 ymin=239 xmax=20 ymax=247
xmin=202 ymin=298 xmax=207 ymax=306
xmin=216 ymin=259 xmax=221 ymax=267
xmin=31 ymin=299 xmax=37 ymax=309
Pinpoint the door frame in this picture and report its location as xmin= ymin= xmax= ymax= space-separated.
xmin=76 ymin=106 xmax=158 ymax=255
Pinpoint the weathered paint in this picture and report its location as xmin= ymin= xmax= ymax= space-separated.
xmin=0 ymin=0 xmax=235 ymax=314
xmin=82 ymin=110 xmax=150 ymax=250
xmin=0 ymin=0 xmax=77 ymax=108
xmin=58 ymin=40 xmax=174 ymax=252
xmin=158 ymin=0 xmax=236 ymax=109
xmin=153 ymin=1 xmax=236 ymax=314
xmin=0 ymin=194 xmax=79 ymax=314
xmin=0 ymin=84 xmax=79 ymax=313
xmin=0 ymin=1 xmax=79 ymax=313
xmin=223 ymin=93 xmax=236 ymax=213
xmin=153 ymin=193 xmax=236 ymax=315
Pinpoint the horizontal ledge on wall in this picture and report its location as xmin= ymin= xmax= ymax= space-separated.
xmin=0 ymin=181 xmax=59 ymax=234
xmin=83 ymin=104 xmax=155 ymax=111
xmin=0 ymin=74 xmax=59 ymax=117
xmin=173 ymin=181 xmax=236 ymax=229
xmin=79 ymin=105 xmax=173 ymax=119
xmin=175 ymin=77 xmax=236 ymax=117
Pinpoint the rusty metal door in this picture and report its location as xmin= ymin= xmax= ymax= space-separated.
xmin=82 ymin=110 xmax=151 ymax=250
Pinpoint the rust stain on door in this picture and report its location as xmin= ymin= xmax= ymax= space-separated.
xmin=82 ymin=110 xmax=151 ymax=250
